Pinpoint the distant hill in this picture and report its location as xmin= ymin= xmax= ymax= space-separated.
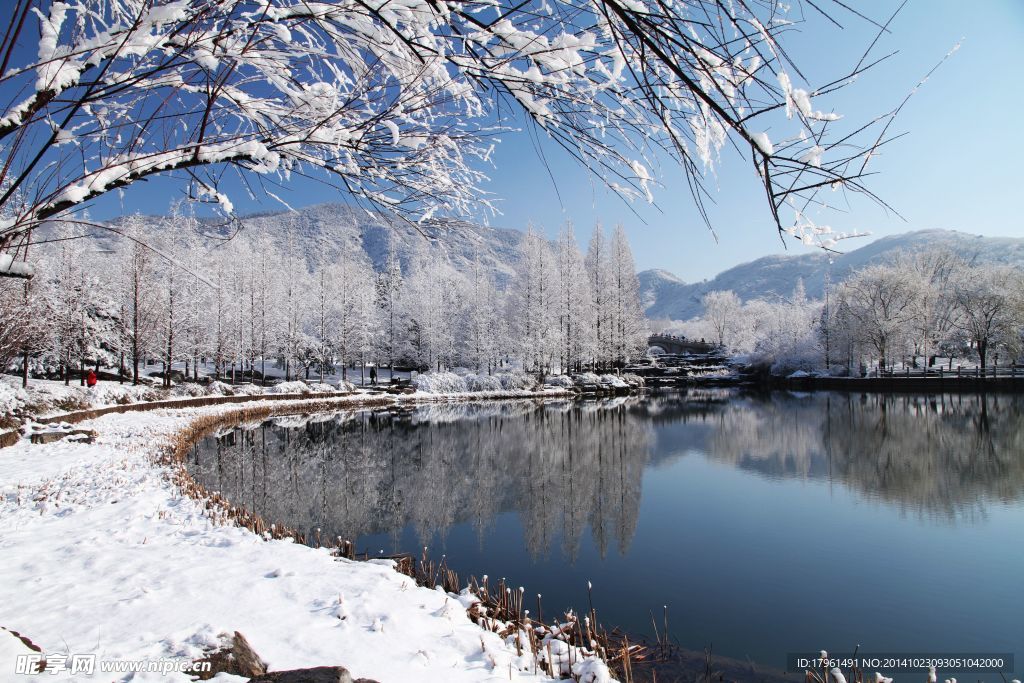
xmin=67 ymin=209 xmax=1024 ymax=322
xmin=96 ymin=203 xmax=526 ymax=289
xmin=640 ymin=229 xmax=1024 ymax=321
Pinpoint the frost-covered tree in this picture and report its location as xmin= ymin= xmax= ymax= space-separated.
xmin=310 ymin=244 xmax=336 ymax=382
xmin=607 ymin=224 xmax=647 ymax=364
xmin=0 ymin=0 xmax=895 ymax=276
xmin=460 ymin=250 xmax=501 ymax=373
xmin=511 ymin=224 xmax=558 ymax=373
xmin=330 ymin=246 xmax=376 ymax=380
xmin=248 ymin=232 xmax=280 ymax=383
xmin=702 ymin=290 xmax=741 ymax=349
xmin=401 ymin=245 xmax=464 ymax=371
xmin=951 ymin=265 xmax=1023 ymax=370
xmin=116 ymin=218 xmax=159 ymax=384
xmin=0 ymin=275 xmax=42 ymax=376
xmin=835 ymin=263 xmax=921 ymax=371
xmin=274 ymin=233 xmax=311 ymax=381
xmin=555 ymin=222 xmax=594 ymax=372
xmin=148 ymin=217 xmax=197 ymax=386
xmin=585 ymin=223 xmax=614 ymax=367
xmin=374 ymin=237 xmax=403 ymax=372
xmin=892 ymin=249 xmax=963 ymax=367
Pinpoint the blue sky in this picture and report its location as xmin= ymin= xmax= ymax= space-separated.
xmin=81 ymin=0 xmax=1024 ymax=281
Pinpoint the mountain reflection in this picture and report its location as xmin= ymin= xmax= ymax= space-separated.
xmin=188 ymin=399 xmax=651 ymax=559
xmin=189 ymin=392 xmax=1024 ymax=560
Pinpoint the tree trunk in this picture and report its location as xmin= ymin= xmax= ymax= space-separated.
xmin=132 ymin=341 xmax=140 ymax=385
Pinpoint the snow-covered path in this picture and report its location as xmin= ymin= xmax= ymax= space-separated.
xmin=0 ymin=406 xmax=557 ymax=682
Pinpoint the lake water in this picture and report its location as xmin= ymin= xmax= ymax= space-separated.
xmin=188 ymin=391 xmax=1024 ymax=677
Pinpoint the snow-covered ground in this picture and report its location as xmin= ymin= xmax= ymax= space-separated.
xmin=0 ymin=370 xmax=576 ymax=428
xmin=0 ymin=398 xmax=611 ymax=682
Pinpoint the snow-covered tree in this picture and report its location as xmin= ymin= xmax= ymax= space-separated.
xmin=270 ymin=219 xmax=312 ymax=380
xmin=460 ymin=250 xmax=501 ymax=373
xmin=607 ymin=224 xmax=648 ymax=364
xmin=1 ymin=0 xmax=894 ymax=275
xmin=0 ymin=276 xmax=41 ymax=376
xmin=585 ymin=223 xmax=614 ymax=367
xmin=951 ymin=265 xmax=1023 ymax=370
xmin=115 ymin=218 xmax=159 ymax=384
xmin=375 ymin=238 xmax=404 ymax=372
xmin=702 ymin=290 xmax=741 ymax=349
xmin=401 ymin=245 xmax=465 ymax=371
xmin=835 ymin=263 xmax=921 ymax=371
xmin=892 ymin=249 xmax=963 ymax=367
xmin=331 ymin=245 xmax=376 ymax=380
xmin=511 ymin=225 xmax=558 ymax=374
xmin=555 ymin=223 xmax=594 ymax=372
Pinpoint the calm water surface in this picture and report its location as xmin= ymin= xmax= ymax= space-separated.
xmin=189 ymin=391 xmax=1024 ymax=673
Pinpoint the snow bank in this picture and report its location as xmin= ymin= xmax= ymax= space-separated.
xmin=0 ymin=407 xmax=577 ymax=682
xmin=0 ymin=376 xmax=350 ymax=424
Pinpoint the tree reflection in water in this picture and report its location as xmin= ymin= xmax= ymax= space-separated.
xmin=696 ymin=392 xmax=1024 ymax=521
xmin=189 ymin=391 xmax=1024 ymax=558
xmin=189 ymin=399 xmax=651 ymax=559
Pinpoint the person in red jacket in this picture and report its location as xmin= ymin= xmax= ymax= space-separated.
xmin=86 ymin=370 xmax=97 ymax=388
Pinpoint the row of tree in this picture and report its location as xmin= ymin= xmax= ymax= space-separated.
xmin=671 ymin=250 xmax=1024 ymax=374
xmin=0 ymin=217 xmax=649 ymax=385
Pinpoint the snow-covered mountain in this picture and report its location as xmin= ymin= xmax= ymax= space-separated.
xmin=238 ymin=203 xmax=525 ymax=288
xmin=95 ymin=202 xmax=525 ymax=289
xmin=640 ymin=229 xmax=1024 ymax=321
xmin=82 ymin=208 xmax=1024 ymax=322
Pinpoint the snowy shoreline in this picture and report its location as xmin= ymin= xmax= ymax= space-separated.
xmin=0 ymin=389 xmax=618 ymax=683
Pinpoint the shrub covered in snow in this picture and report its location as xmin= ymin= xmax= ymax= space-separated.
xmin=544 ymin=374 xmax=576 ymax=389
xmin=465 ymin=374 xmax=503 ymax=392
xmin=411 ymin=371 xmax=538 ymax=393
xmin=266 ymin=380 xmax=324 ymax=394
xmin=621 ymin=373 xmax=645 ymax=387
xmin=598 ymin=374 xmax=629 ymax=389
xmin=0 ymin=381 xmax=25 ymax=422
xmin=205 ymin=381 xmax=236 ymax=396
xmin=170 ymin=382 xmax=208 ymax=398
xmin=233 ymin=383 xmax=267 ymax=396
xmin=411 ymin=372 xmax=467 ymax=394
xmin=495 ymin=372 xmax=536 ymax=391
xmin=573 ymin=372 xmax=601 ymax=385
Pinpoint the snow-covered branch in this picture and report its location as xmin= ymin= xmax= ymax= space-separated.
xmin=1 ymin=0 xmax=897 ymax=272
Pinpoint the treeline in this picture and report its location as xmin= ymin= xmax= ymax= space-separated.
xmin=662 ymin=249 xmax=1024 ymax=374
xmin=0 ymin=215 xmax=649 ymax=385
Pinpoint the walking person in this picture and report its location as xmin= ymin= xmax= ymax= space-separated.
xmin=86 ymin=369 xmax=98 ymax=389
xmin=369 ymin=366 xmax=377 ymax=385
